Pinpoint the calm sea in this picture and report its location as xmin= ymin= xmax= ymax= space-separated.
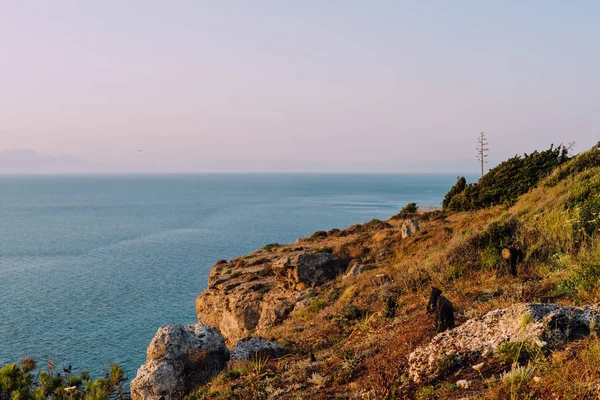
xmin=0 ymin=174 xmax=470 ymax=381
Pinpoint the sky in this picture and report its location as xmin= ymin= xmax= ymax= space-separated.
xmin=0 ymin=1 xmax=598 ymax=173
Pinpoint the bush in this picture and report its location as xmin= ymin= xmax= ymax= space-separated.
xmin=442 ymin=177 xmax=467 ymax=209
xmin=398 ymin=203 xmax=418 ymax=218
xmin=306 ymin=299 xmax=328 ymax=313
xmin=340 ymin=305 xmax=366 ymax=320
xmin=310 ymin=231 xmax=328 ymax=240
xmin=0 ymin=359 xmax=126 ymax=400
xmin=495 ymin=341 xmax=539 ymax=365
xmin=571 ymin=195 xmax=600 ymax=241
xmin=435 ymin=354 xmax=460 ymax=376
xmin=444 ymin=144 xmax=569 ymax=211
xmin=263 ymin=243 xmax=279 ymax=252
xmin=546 ymin=145 xmax=600 ymax=186
xmin=556 ymin=263 xmax=600 ymax=300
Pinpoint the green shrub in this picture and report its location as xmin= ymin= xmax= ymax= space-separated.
xmin=414 ymin=385 xmax=436 ymax=400
xmin=572 ymin=195 xmax=600 ymax=241
xmin=306 ymin=299 xmax=328 ymax=313
xmin=331 ymin=305 xmax=367 ymax=328
xmin=555 ymin=263 xmax=600 ymax=300
xmin=398 ymin=203 xmax=418 ymax=218
xmin=340 ymin=305 xmax=366 ymax=320
xmin=546 ymin=146 xmax=600 ymax=186
xmin=263 ymin=243 xmax=279 ymax=252
xmin=442 ymin=177 xmax=467 ymax=209
xmin=0 ymin=359 xmax=125 ymax=400
xmin=495 ymin=341 xmax=539 ymax=365
xmin=444 ymin=144 xmax=569 ymax=211
xmin=310 ymin=231 xmax=328 ymax=240
xmin=435 ymin=354 xmax=460 ymax=376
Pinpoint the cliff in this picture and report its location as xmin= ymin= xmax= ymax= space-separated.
xmin=134 ymin=145 xmax=600 ymax=399
xmin=195 ymin=221 xmax=397 ymax=345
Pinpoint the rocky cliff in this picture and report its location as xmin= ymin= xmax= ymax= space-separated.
xmin=195 ymin=222 xmax=397 ymax=344
xmin=137 ymin=147 xmax=600 ymax=399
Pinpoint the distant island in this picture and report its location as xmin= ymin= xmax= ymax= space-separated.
xmin=0 ymin=149 xmax=107 ymax=174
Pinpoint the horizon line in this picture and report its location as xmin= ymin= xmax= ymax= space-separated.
xmin=0 ymin=171 xmax=479 ymax=176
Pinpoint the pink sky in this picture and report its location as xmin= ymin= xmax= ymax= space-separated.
xmin=1 ymin=1 xmax=598 ymax=172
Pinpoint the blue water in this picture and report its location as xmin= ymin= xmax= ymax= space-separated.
xmin=0 ymin=174 xmax=468 ymax=381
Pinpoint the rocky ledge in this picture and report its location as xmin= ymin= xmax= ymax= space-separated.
xmin=408 ymin=302 xmax=600 ymax=383
xmin=195 ymin=248 xmax=353 ymax=344
xmin=194 ymin=220 xmax=411 ymax=344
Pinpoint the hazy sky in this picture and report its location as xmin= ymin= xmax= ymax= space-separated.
xmin=1 ymin=1 xmax=598 ymax=173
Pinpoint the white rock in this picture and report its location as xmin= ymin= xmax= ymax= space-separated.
xmin=456 ymin=379 xmax=470 ymax=389
xmin=401 ymin=219 xmax=420 ymax=238
xmin=230 ymin=338 xmax=286 ymax=361
xmin=344 ymin=260 xmax=377 ymax=278
xmin=131 ymin=324 xmax=229 ymax=400
xmin=408 ymin=303 xmax=600 ymax=383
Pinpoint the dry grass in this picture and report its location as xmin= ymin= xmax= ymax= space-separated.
xmin=190 ymin=151 xmax=600 ymax=399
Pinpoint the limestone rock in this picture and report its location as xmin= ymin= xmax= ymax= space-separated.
xmin=344 ymin=259 xmax=377 ymax=278
xmin=230 ymin=338 xmax=286 ymax=361
xmin=196 ymin=281 xmax=304 ymax=345
xmin=272 ymin=252 xmax=345 ymax=288
xmin=131 ymin=324 xmax=229 ymax=400
xmin=401 ymin=219 xmax=420 ymax=238
xmin=408 ymin=303 xmax=600 ymax=383
xmin=456 ymin=379 xmax=470 ymax=389
xmin=196 ymin=251 xmax=345 ymax=344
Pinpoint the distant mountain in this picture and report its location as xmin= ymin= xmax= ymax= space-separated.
xmin=0 ymin=149 xmax=107 ymax=174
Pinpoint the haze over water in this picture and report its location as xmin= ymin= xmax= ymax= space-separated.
xmin=0 ymin=174 xmax=472 ymax=381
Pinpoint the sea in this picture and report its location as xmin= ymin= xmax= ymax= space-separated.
xmin=0 ymin=173 xmax=472 ymax=382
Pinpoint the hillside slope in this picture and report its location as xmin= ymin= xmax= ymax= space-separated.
xmin=190 ymin=145 xmax=600 ymax=399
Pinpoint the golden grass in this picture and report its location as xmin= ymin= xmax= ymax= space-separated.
xmin=191 ymin=151 xmax=600 ymax=399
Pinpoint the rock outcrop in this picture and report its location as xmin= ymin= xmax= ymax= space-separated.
xmin=272 ymin=252 xmax=345 ymax=289
xmin=401 ymin=219 xmax=419 ymax=238
xmin=196 ymin=250 xmax=347 ymax=344
xmin=408 ymin=303 xmax=600 ymax=383
xmin=230 ymin=338 xmax=286 ymax=361
xmin=344 ymin=259 xmax=377 ymax=278
xmin=131 ymin=324 xmax=229 ymax=400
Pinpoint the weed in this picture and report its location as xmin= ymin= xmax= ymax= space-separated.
xmin=495 ymin=341 xmax=539 ymax=365
xmin=435 ymin=354 xmax=460 ymax=376
xmin=263 ymin=243 xmax=279 ymax=252
xmin=414 ymin=385 xmax=436 ymax=400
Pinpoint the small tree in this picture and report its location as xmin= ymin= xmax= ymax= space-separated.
xmin=399 ymin=202 xmax=418 ymax=218
xmin=476 ymin=132 xmax=489 ymax=177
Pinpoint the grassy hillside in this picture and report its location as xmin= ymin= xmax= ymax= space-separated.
xmin=190 ymin=144 xmax=600 ymax=399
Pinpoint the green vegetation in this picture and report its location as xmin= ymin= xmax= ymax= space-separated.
xmin=310 ymin=231 xmax=328 ymax=240
xmin=9 ymin=144 xmax=600 ymax=400
xmin=306 ymin=299 xmax=328 ymax=313
xmin=495 ymin=341 xmax=539 ymax=365
xmin=262 ymin=243 xmax=279 ymax=252
xmin=0 ymin=359 xmax=126 ymax=400
xmin=444 ymin=144 xmax=570 ymax=211
xmin=398 ymin=202 xmax=418 ymax=218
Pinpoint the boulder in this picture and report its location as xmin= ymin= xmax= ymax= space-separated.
xmin=230 ymin=338 xmax=287 ymax=361
xmin=408 ymin=303 xmax=600 ymax=383
xmin=197 ymin=251 xmax=343 ymax=345
xmin=197 ymin=285 xmax=305 ymax=345
xmin=345 ymin=259 xmax=377 ymax=277
xmin=272 ymin=252 xmax=345 ymax=288
xmin=131 ymin=324 xmax=229 ymax=400
xmin=401 ymin=219 xmax=420 ymax=238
